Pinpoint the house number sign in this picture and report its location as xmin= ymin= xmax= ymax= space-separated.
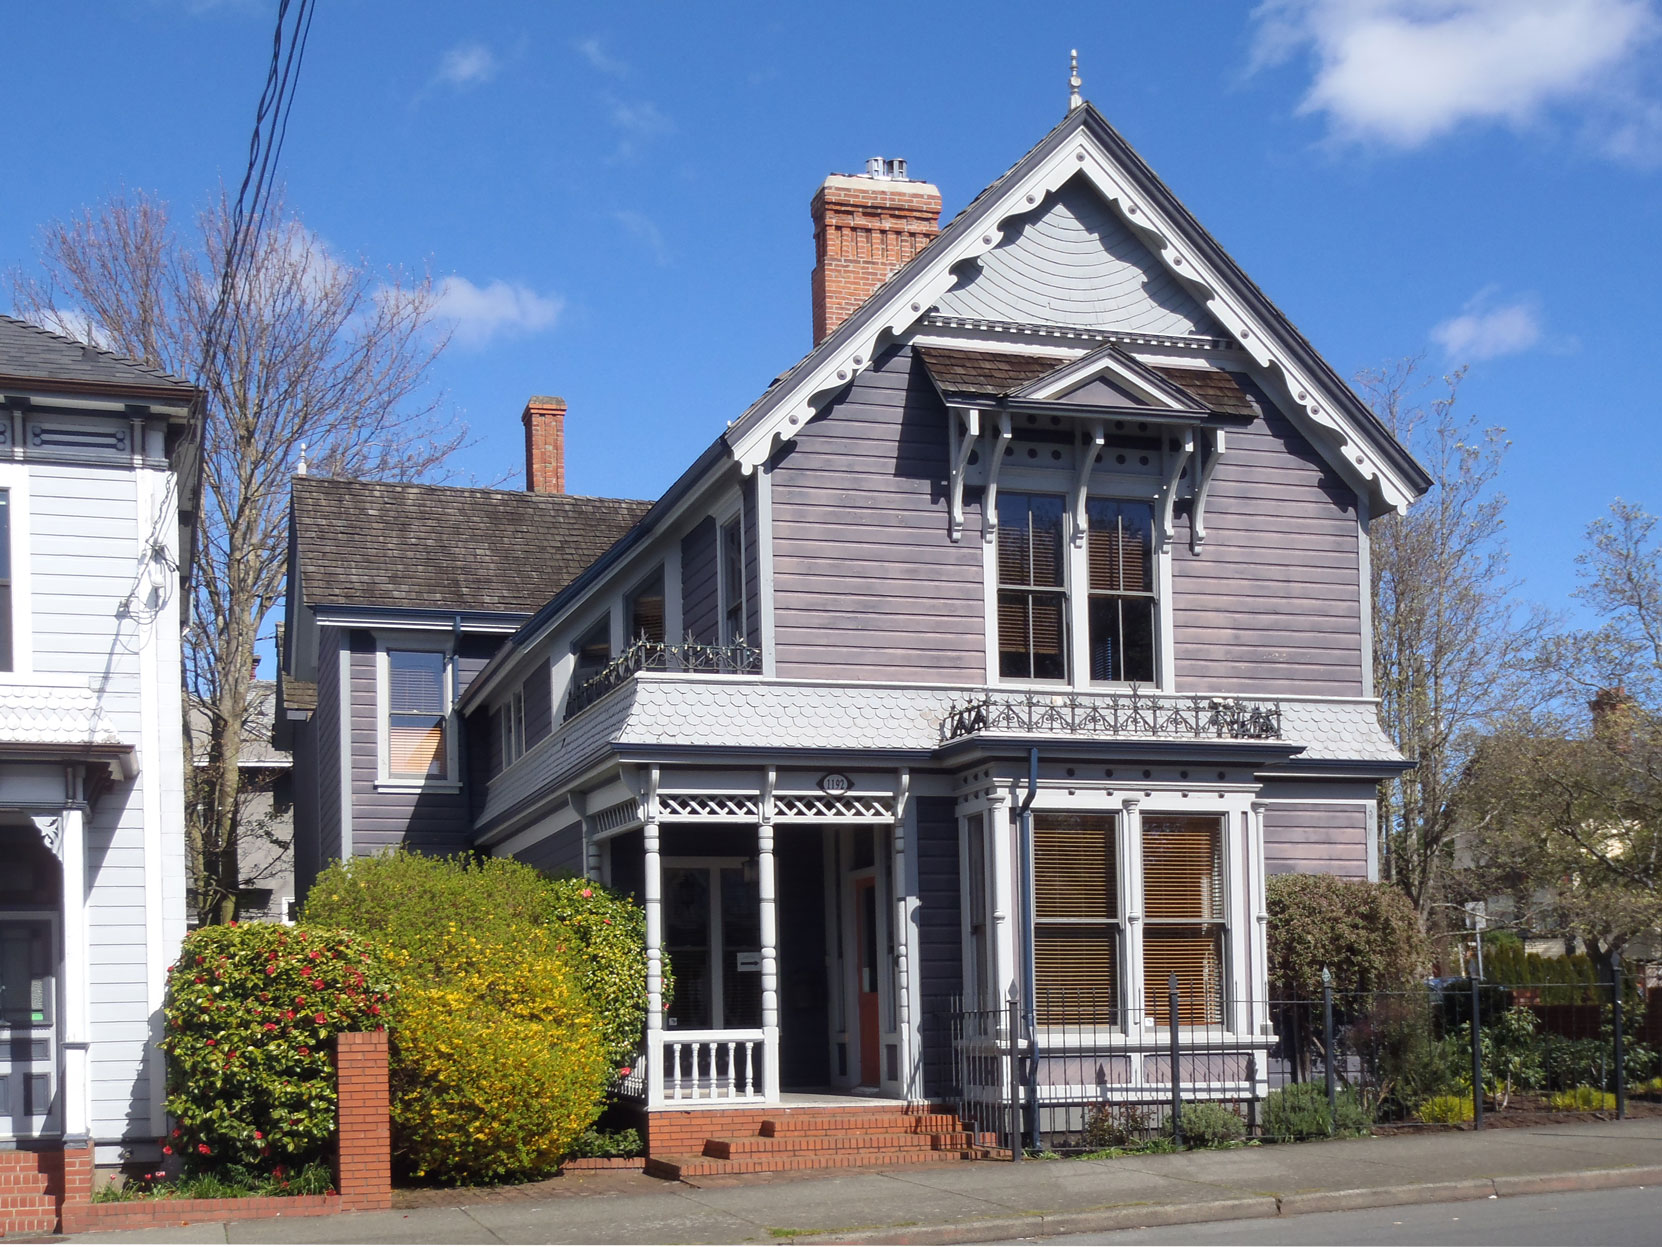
xmin=818 ymin=772 xmax=852 ymax=795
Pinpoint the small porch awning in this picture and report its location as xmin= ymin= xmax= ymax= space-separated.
xmin=0 ymin=684 xmax=136 ymax=783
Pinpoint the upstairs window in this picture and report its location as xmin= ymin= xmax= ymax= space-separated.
xmin=571 ymin=616 xmax=611 ymax=694
xmin=1141 ymin=816 xmax=1225 ymax=1026
xmin=1033 ymin=813 xmax=1119 ymax=1024
xmin=385 ymin=649 xmax=448 ymax=781
xmin=997 ymin=493 xmax=1066 ymax=680
xmin=626 ymin=567 xmax=666 ymax=646
xmin=501 ymin=685 xmax=527 ymax=767
xmin=0 ymin=490 xmax=12 ymax=673
xmin=1087 ymin=499 xmax=1156 ymax=684
xmin=719 ymin=516 xmax=745 ymax=645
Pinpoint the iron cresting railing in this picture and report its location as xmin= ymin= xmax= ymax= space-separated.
xmin=940 ymin=690 xmax=1283 ymax=743
xmin=564 ymin=637 xmax=763 ymax=720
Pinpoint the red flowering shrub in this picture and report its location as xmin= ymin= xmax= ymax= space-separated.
xmin=160 ymin=922 xmax=391 ymax=1175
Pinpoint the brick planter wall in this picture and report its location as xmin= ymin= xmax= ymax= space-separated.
xmin=20 ymin=1031 xmax=394 ymax=1237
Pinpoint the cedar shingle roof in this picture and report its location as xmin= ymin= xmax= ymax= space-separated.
xmin=914 ymin=346 xmax=1063 ymax=396
xmin=291 ymin=477 xmax=651 ymax=615
xmin=1152 ymin=366 xmax=1260 ymax=417
xmin=0 ymin=314 xmax=197 ymax=394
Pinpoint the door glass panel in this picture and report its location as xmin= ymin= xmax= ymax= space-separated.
xmin=721 ymin=867 xmax=761 ymax=1029
xmin=0 ymin=924 xmax=50 ymax=1026
xmin=664 ymin=868 xmax=711 ymax=1030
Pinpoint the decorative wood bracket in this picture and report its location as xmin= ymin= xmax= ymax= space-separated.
xmin=30 ymin=813 xmax=63 ymax=861
xmin=1190 ymin=428 xmax=1226 ymax=553
xmin=1070 ymin=420 xmax=1106 ymax=546
xmin=947 ymin=406 xmax=981 ymax=543
xmin=1157 ymin=430 xmax=1194 ymax=551
xmin=981 ymin=412 xmax=1014 ymax=544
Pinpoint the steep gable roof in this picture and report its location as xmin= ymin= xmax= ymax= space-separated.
xmin=723 ymin=103 xmax=1431 ymax=510
xmin=290 ymin=477 xmax=651 ymax=616
xmin=0 ymin=314 xmax=197 ymax=398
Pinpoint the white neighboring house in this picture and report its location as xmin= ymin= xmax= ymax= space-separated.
xmin=0 ymin=315 xmax=200 ymax=1165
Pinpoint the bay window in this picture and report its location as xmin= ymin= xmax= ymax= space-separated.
xmin=996 ymin=492 xmax=1067 ymax=680
xmin=1033 ymin=813 xmax=1119 ymax=1024
xmin=1141 ymin=816 xmax=1226 ymax=1026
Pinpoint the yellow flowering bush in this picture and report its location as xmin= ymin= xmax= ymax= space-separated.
xmin=386 ymin=927 xmax=610 ymax=1183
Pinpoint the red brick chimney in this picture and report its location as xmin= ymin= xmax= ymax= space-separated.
xmin=522 ymin=396 xmax=566 ymax=494
xmin=811 ymin=158 xmax=942 ymax=345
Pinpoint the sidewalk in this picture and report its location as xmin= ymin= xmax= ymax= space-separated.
xmin=54 ymin=1116 xmax=1662 ymax=1245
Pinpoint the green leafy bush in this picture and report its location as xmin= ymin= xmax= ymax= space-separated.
xmin=1080 ymin=1102 xmax=1154 ymax=1151
xmin=159 ymin=923 xmax=390 ymax=1176
xmin=1452 ymin=1006 xmax=1543 ymax=1107
xmin=1260 ymin=1081 xmax=1374 ymax=1141
xmin=93 ymin=1162 xmax=334 ymax=1202
xmin=565 ymin=1127 xmax=643 ymax=1159
xmin=1174 ymin=1102 xmax=1245 ymax=1148
xmin=1350 ymin=993 xmax=1464 ymax=1118
xmin=305 ymin=850 xmax=651 ymax=1067
xmin=1541 ymin=1034 xmax=1608 ymax=1089
xmin=386 ymin=927 xmax=610 ymax=1183
xmin=1418 ymin=1093 xmax=1474 ymax=1124
xmin=1548 ymin=1086 xmax=1617 ymax=1111
xmin=1266 ymin=874 xmax=1428 ymax=996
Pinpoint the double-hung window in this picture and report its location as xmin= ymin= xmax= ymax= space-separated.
xmin=1141 ymin=816 xmax=1226 ymax=1025
xmin=571 ymin=616 xmax=611 ymax=693
xmin=997 ymin=493 xmax=1067 ymax=680
xmin=1087 ymin=499 xmax=1156 ymax=683
xmin=718 ymin=516 xmax=745 ymax=645
xmin=626 ymin=568 xmax=666 ymax=646
xmin=501 ymin=685 xmax=527 ymax=767
xmin=1032 ymin=813 xmax=1120 ymax=1024
xmin=385 ymin=649 xmax=449 ymax=781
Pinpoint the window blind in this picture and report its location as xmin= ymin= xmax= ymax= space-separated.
xmin=1033 ymin=813 xmax=1118 ymax=1022
xmin=1141 ymin=816 xmax=1225 ymax=1025
xmin=387 ymin=650 xmax=444 ymax=714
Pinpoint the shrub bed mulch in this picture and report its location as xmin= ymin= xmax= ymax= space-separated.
xmin=391 ymin=1165 xmax=654 ymax=1209
xmin=1372 ymin=1096 xmax=1662 ymax=1135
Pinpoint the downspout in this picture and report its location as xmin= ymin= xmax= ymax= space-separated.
xmin=1017 ymin=746 xmax=1041 ymax=1153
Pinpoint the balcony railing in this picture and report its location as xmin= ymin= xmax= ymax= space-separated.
xmin=564 ymin=637 xmax=763 ymax=720
xmin=940 ymin=690 xmax=1282 ymax=743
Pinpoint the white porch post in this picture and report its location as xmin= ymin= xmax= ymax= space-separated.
xmin=1248 ymin=801 xmax=1270 ymax=1048
xmin=987 ymin=794 xmax=1015 ymax=1034
xmin=58 ymin=798 xmax=91 ymax=1143
xmin=758 ymin=769 xmax=781 ymax=1102
xmin=643 ymin=768 xmax=665 ymax=1109
xmin=1120 ymin=797 xmax=1145 ymax=1032
xmin=890 ymin=770 xmax=919 ymax=1101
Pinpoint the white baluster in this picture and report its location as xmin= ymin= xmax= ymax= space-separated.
xmin=725 ymin=1042 xmax=736 ymax=1098
xmin=745 ymin=1042 xmax=756 ymax=1098
xmin=671 ymin=1042 xmax=683 ymax=1101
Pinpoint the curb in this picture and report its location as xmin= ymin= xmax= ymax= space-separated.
xmin=798 ymin=1165 xmax=1662 ymax=1245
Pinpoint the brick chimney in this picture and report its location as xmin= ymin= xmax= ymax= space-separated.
xmin=522 ymin=396 xmax=566 ymax=494
xmin=811 ymin=157 xmax=942 ymax=345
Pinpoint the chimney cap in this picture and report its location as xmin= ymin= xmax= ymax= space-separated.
xmin=524 ymin=395 xmax=566 ymax=411
xmin=861 ymin=156 xmax=910 ymax=181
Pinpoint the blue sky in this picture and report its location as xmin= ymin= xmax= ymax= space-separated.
xmin=5 ymin=1 xmax=1660 ymax=628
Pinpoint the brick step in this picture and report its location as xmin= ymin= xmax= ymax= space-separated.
xmin=647 ymin=1148 xmax=973 ymax=1180
xmin=759 ymin=1113 xmax=958 ymax=1137
xmin=705 ymin=1133 xmax=942 ymax=1158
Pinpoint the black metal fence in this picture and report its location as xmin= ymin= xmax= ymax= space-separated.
xmin=947 ymin=973 xmax=1660 ymax=1159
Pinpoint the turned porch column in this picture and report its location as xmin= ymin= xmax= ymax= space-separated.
xmin=758 ymin=769 xmax=781 ymax=1102
xmin=643 ymin=767 xmax=664 ymax=1108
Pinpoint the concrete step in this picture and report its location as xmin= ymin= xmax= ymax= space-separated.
xmin=647 ymin=1148 xmax=973 ymax=1180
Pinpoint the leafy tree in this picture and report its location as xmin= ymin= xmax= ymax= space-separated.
xmin=1266 ymin=872 xmax=1428 ymax=996
xmin=9 ymin=188 xmax=461 ymax=924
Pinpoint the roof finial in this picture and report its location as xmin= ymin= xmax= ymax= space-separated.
xmin=1068 ymin=48 xmax=1083 ymax=112
xmin=295 ymin=443 xmax=308 ymax=477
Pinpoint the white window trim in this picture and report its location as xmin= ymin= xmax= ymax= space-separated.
xmin=0 ymin=465 xmax=35 ymax=681
xmin=983 ymin=466 xmax=1173 ymax=693
xmin=716 ymin=503 xmax=747 ymax=647
xmin=501 ymin=684 xmax=527 ymax=767
xmin=374 ymin=634 xmax=460 ymax=793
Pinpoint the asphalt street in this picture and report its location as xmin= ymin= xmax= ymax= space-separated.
xmin=1028 ymin=1184 xmax=1662 ymax=1245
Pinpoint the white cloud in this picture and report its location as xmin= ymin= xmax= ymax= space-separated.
xmin=614 ymin=210 xmax=672 ymax=265
xmin=1430 ymin=288 xmax=1543 ymax=361
xmin=1250 ymin=0 xmax=1661 ymax=152
xmin=605 ymin=98 xmax=675 ymax=162
xmin=576 ymin=36 xmax=629 ymax=76
xmin=431 ymin=277 xmax=562 ymax=348
xmin=435 ymin=42 xmax=498 ymax=90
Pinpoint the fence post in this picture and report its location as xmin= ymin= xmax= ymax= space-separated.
xmin=1469 ymin=976 xmax=1484 ymax=1130
xmin=1007 ymin=992 xmax=1022 ymax=1162
xmin=1322 ymin=967 xmax=1336 ymax=1135
xmin=1168 ymin=972 xmax=1183 ymax=1147
xmin=1612 ymin=962 xmax=1627 ymax=1121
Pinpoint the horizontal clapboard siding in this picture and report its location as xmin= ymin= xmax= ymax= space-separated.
xmin=1263 ymin=803 xmax=1369 ymax=878
xmin=770 ymin=347 xmax=985 ymax=681
xmin=915 ymin=796 xmax=962 ymax=1099
xmin=513 ymin=822 xmax=583 ymax=878
xmin=345 ymin=631 xmax=497 ymax=857
xmin=1171 ymin=402 xmax=1365 ymax=696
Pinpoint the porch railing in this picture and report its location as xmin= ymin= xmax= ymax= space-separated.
xmin=649 ymin=1028 xmax=768 ymax=1104
xmin=940 ymin=690 xmax=1282 ymax=744
xmin=564 ymin=638 xmax=763 ymax=720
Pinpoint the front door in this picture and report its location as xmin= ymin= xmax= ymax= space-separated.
xmin=0 ymin=917 xmax=56 ymax=1139
xmin=854 ymin=876 xmax=880 ymax=1087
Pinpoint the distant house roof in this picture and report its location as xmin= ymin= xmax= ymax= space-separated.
xmin=0 ymin=314 xmax=197 ymax=397
xmin=290 ymin=477 xmax=652 ymax=616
